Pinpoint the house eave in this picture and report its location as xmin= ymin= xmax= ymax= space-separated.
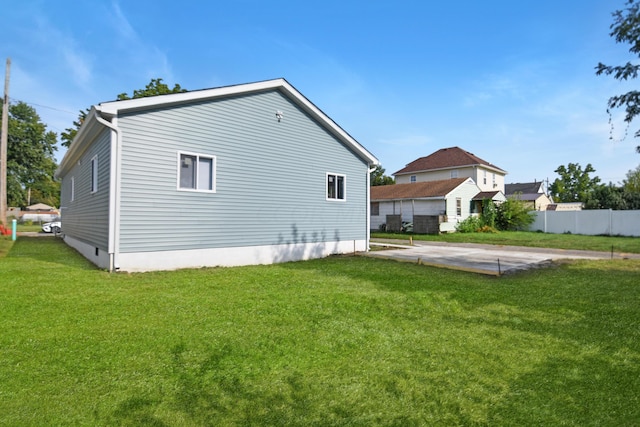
xmin=372 ymin=196 xmax=445 ymax=202
xmin=55 ymin=108 xmax=106 ymax=179
xmin=95 ymin=78 xmax=379 ymax=166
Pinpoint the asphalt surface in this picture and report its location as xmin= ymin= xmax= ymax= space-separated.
xmin=366 ymin=239 xmax=640 ymax=276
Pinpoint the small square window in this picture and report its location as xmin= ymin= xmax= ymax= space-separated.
xmin=451 ymin=170 xmax=459 ymax=178
xmin=178 ymin=152 xmax=216 ymax=192
xmin=410 ymin=175 xmax=416 ymax=183
xmin=327 ymin=173 xmax=346 ymax=201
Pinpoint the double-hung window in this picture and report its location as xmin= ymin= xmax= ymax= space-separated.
xmin=327 ymin=173 xmax=345 ymax=201
xmin=178 ymin=152 xmax=216 ymax=192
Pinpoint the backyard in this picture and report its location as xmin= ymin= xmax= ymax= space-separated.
xmin=1 ymin=236 xmax=639 ymax=426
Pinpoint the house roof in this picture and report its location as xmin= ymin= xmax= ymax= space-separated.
xmin=370 ymin=178 xmax=470 ymax=201
xmin=472 ymin=191 xmax=502 ymax=201
xmin=26 ymin=203 xmax=56 ymax=211
xmin=505 ymin=182 xmax=544 ymax=195
xmin=394 ymin=146 xmax=506 ymax=176
xmin=57 ymin=78 xmax=379 ymax=178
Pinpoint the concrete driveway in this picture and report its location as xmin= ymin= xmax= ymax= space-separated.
xmin=365 ymin=240 xmax=639 ymax=276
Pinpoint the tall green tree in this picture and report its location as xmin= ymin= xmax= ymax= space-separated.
xmin=60 ymin=78 xmax=187 ymax=148
xmin=370 ymin=165 xmax=394 ymax=186
xmin=116 ymin=78 xmax=186 ymax=100
xmin=549 ymin=163 xmax=602 ymax=203
xmin=584 ymin=183 xmax=627 ymax=209
xmin=1 ymin=101 xmax=59 ymax=207
xmin=596 ymin=0 xmax=640 ymax=153
xmin=623 ymin=164 xmax=640 ymax=192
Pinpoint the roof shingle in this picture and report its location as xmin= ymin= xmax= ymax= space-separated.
xmin=394 ymin=146 xmax=506 ymax=175
xmin=371 ymin=178 xmax=470 ymax=200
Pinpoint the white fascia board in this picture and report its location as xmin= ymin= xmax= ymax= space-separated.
xmin=55 ymin=107 xmax=103 ymax=179
xmin=277 ymin=80 xmax=380 ymax=166
xmin=96 ymin=78 xmax=380 ymax=166
xmin=96 ymin=79 xmax=288 ymax=115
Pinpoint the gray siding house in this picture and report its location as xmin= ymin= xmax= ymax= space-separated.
xmin=56 ymin=79 xmax=379 ymax=272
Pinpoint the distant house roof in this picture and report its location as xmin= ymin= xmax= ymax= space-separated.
xmin=26 ymin=203 xmax=56 ymax=211
xmin=472 ymin=191 xmax=502 ymax=201
xmin=505 ymin=182 xmax=544 ymax=196
xmin=394 ymin=146 xmax=506 ymax=176
xmin=371 ymin=177 xmax=470 ymax=201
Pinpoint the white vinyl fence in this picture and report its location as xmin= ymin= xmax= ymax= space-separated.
xmin=529 ymin=209 xmax=640 ymax=237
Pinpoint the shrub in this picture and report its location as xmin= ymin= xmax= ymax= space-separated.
xmin=456 ymin=216 xmax=483 ymax=233
xmin=496 ymin=198 xmax=535 ymax=231
xmin=480 ymin=199 xmax=497 ymax=228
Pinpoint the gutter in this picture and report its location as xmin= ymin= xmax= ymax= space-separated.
xmin=93 ymin=110 xmax=122 ymax=272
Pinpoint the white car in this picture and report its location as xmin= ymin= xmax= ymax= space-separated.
xmin=42 ymin=221 xmax=61 ymax=234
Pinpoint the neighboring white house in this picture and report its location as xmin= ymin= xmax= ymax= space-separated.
xmin=55 ymin=78 xmax=379 ymax=272
xmin=394 ymin=146 xmax=507 ymax=194
xmin=505 ymin=181 xmax=553 ymax=211
xmin=370 ymin=177 xmax=481 ymax=233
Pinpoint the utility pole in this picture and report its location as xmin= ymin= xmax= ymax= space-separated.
xmin=1 ymin=58 xmax=10 ymax=227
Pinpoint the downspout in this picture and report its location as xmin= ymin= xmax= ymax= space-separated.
xmin=94 ymin=111 xmax=121 ymax=272
xmin=367 ymin=165 xmax=376 ymax=251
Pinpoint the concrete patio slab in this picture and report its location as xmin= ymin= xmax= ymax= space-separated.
xmin=365 ymin=240 xmax=639 ymax=276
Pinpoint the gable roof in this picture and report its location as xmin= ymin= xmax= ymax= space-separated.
xmin=505 ymin=182 xmax=544 ymax=195
xmin=57 ymin=78 xmax=378 ymax=177
xmin=370 ymin=177 xmax=471 ymax=201
xmin=394 ymin=146 xmax=506 ymax=176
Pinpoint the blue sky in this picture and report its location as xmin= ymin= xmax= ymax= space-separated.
xmin=1 ymin=0 xmax=638 ymax=185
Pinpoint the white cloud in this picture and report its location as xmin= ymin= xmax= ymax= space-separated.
xmin=31 ymin=15 xmax=93 ymax=89
xmin=106 ymin=1 xmax=174 ymax=84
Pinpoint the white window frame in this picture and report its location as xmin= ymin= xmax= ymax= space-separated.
xmin=451 ymin=170 xmax=459 ymax=178
xmin=177 ymin=151 xmax=217 ymax=193
xmin=70 ymin=176 xmax=75 ymax=202
xmin=456 ymin=197 xmax=462 ymax=216
xmin=410 ymin=175 xmax=416 ymax=183
xmin=326 ymin=172 xmax=346 ymax=201
xmin=90 ymin=155 xmax=98 ymax=193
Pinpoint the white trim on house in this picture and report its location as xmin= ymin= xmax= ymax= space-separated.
xmin=111 ymin=239 xmax=367 ymax=272
xmin=176 ymin=151 xmax=217 ymax=193
xmin=57 ymin=79 xmax=379 ymax=180
xmin=93 ymin=78 xmax=379 ymax=168
xmin=326 ymin=172 xmax=346 ymax=202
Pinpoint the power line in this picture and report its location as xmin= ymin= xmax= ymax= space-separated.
xmin=8 ymin=96 xmax=78 ymax=115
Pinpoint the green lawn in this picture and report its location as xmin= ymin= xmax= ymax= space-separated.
xmin=1 ymin=237 xmax=639 ymax=426
xmin=372 ymin=230 xmax=640 ymax=254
